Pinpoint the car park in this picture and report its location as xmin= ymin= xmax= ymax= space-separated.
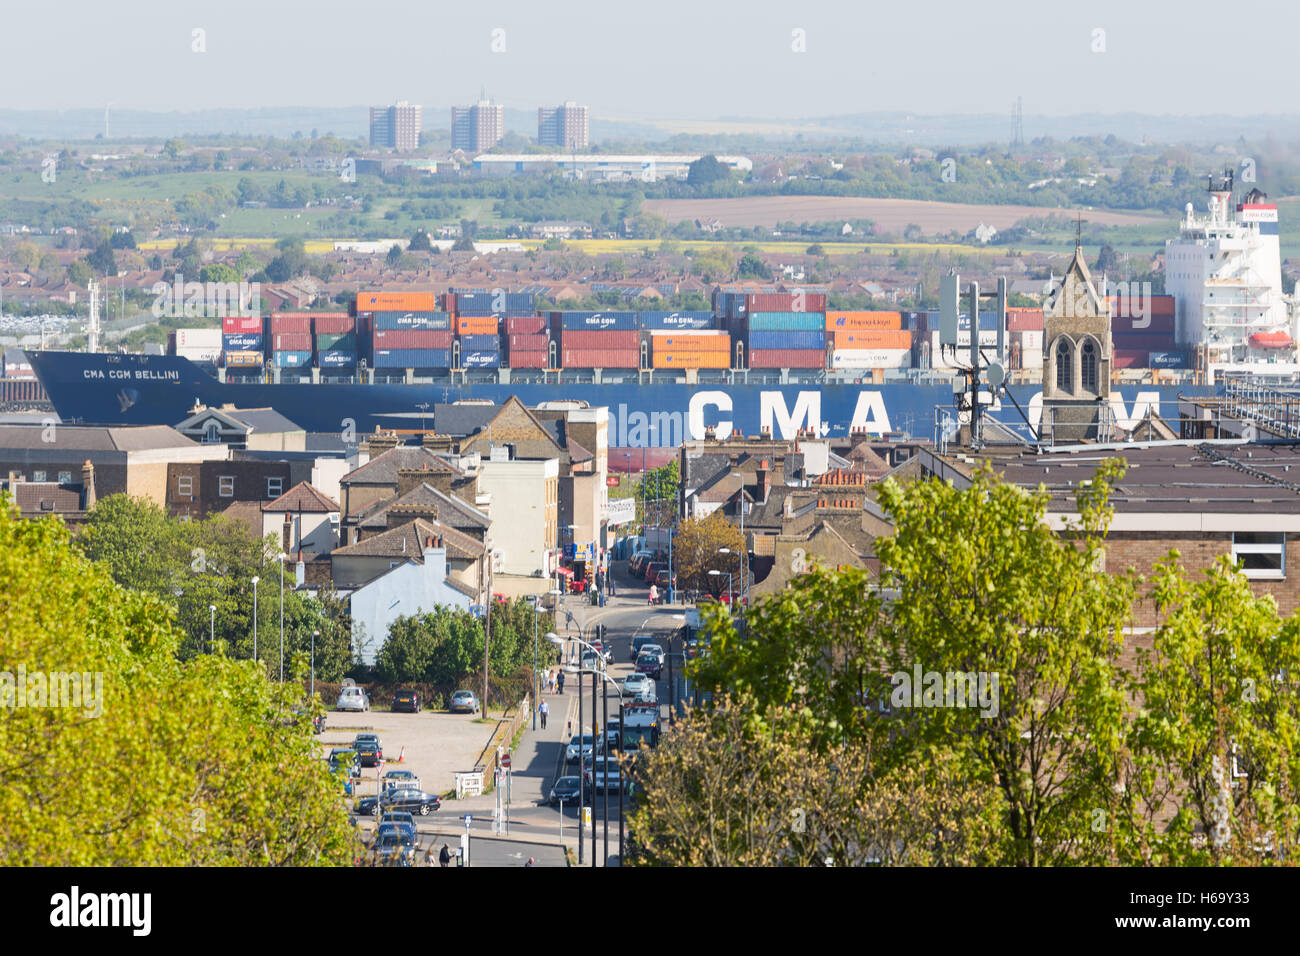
xmin=336 ymin=685 xmax=370 ymax=712
xmin=548 ymin=775 xmax=582 ymax=806
xmin=391 ymin=688 xmax=421 ymax=713
xmin=449 ymin=690 xmax=479 ymax=714
xmin=328 ymin=748 xmax=361 ymax=778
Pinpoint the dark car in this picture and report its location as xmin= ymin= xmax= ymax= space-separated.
xmin=353 ymin=734 xmax=383 ymax=768
xmin=652 ymin=568 xmax=675 ymax=590
xmin=371 ymin=824 xmax=418 ymax=867
xmin=632 ymin=634 xmax=661 ymax=658
xmin=548 ymin=775 xmax=583 ymax=806
xmin=286 ymin=707 xmax=326 ymax=734
xmin=328 ymin=748 xmax=361 ymax=778
xmin=391 ymin=689 xmax=421 ymax=713
xmin=379 ymin=811 xmax=417 ymax=843
xmin=359 ymin=787 xmax=442 ymax=817
xmin=635 ymin=653 xmax=662 ymax=681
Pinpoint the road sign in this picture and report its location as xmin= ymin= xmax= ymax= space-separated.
xmin=501 ymin=754 xmax=512 ymax=769
xmin=606 ymin=475 xmax=620 ymax=487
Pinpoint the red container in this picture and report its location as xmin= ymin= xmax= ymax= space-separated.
xmin=312 ymin=314 xmax=356 ymax=334
xmin=746 ymin=292 xmax=827 ymax=313
xmin=269 ymin=314 xmax=311 ymax=334
xmin=1112 ymin=349 xmax=1148 ymax=369
xmin=748 ymin=349 xmax=825 ymax=369
xmin=508 ymin=333 xmax=549 ymax=351
xmin=372 ymin=329 xmax=454 ymax=349
xmin=509 ymin=350 xmax=548 ymax=368
xmin=222 ymin=315 xmax=262 ymax=334
xmin=272 ymin=332 xmax=311 ymax=352
xmin=560 ymin=330 xmax=640 ymax=349
xmin=505 ymin=315 xmax=547 ymax=335
xmin=1006 ymin=309 xmax=1044 ymax=331
xmin=561 ymin=348 xmax=640 ymax=368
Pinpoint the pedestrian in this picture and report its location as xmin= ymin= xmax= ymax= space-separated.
xmin=557 ymin=670 xmax=566 ymax=695
xmin=424 ymin=845 xmax=435 ymax=868
xmin=439 ymin=843 xmax=451 ymax=868
xmin=525 ymin=857 xmax=534 ymax=867
xmin=609 ymin=575 xmax=616 ymax=597
xmin=539 ymin=699 xmax=549 ymax=729
xmin=648 ymin=583 xmax=658 ymax=606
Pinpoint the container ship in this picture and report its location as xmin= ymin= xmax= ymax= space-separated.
xmin=25 ymin=288 xmax=1214 ymax=446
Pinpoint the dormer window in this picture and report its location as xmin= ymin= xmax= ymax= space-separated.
xmin=204 ymin=421 xmax=221 ymax=443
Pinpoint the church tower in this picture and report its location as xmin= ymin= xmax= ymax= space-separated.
xmin=1041 ymin=240 xmax=1112 ymax=441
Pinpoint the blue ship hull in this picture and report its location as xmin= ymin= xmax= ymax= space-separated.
xmin=26 ymin=350 xmax=1217 ymax=447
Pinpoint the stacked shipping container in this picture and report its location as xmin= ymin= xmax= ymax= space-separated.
xmin=1108 ymin=294 xmax=1181 ymax=368
xmin=741 ymin=311 xmax=826 ymax=369
xmin=650 ymin=331 xmax=730 ymax=369
xmin=553 ymin=313 xmax=639 ymax=368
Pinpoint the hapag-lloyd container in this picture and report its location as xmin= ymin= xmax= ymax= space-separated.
xmin=458 ymin=334 xmax=500 ymax=352
xmin=831 ymin=329 xmax=912 ymax=350
xmin=747 ymin=330 xmax=826 ymax=350
xmin=744 ymin=312 xmax=826 ymax=332
xmin=372 ymin=311 xmax=452 ymax=331
xmin=372 ymin=348 xmax=454 ymax=368
xmin=649 ymin=331 xmax=729 ymax=351
xmin=830 ymin=348 xmax=912 ymax=370
xmin=222 ymin=315 xmax=262 ymax=334
xmin=560 ymin=330 xmax=639 ymax=349
xmin=356 ymin=291 xmax=439 ymax=312
xmin=561 ymin=348 xmax=640 ymax=368
xmin=372 ymin=329 xmax=454 ymax=349
xmin=454 ymin=315 xmax=499 ymax=335
xmin=748 ymin=349 xmax=824 ymax=369
xmin=651 ymin=352 xmax=730 ymax=369
xmin=824 ymin=311 xmax=902 ymax=331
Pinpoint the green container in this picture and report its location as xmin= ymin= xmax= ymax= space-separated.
xmin=316 ymin=333 xmax=356 ymax=351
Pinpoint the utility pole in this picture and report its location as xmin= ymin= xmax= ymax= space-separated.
xmin=482 ymin=541 xmax=492 ymax=716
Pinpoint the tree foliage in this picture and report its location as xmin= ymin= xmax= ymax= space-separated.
xmin=672 ymin=512 xmax=745 ymax=598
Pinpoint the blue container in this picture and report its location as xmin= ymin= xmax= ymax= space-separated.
xmin=1149 ymin=351 xmax=1188 ymax=369
xmin=372 ymin=348 xmax=453 ymax=368
xmin=372 ymin=311 xmax=452 ymax=331
xmin=551 ymin=311 xmax=639 ymax=332
xmin=745 ymin=312 xmax=826 ymax=332
xmin=222 ymin=333 xmax=263 ymax=350
xmin=458 ymin=334 xmax=500 ymax=351
xmin=747 ymin=330 xmax=826 ymax=350
xmin=318 ymin=349 xmax=357 ymax=368
xmin=461 ymin=349 xmax=502 ymax=369
xmin=956 ymin=313 xmax=1000 ymax=331
xmin=640 ymin=311 xmax=716 ymax=331
xmin=272 ymin=350 xmax=311 ymax=368
xmin=452 ymin=291 xmax=535 ymax=315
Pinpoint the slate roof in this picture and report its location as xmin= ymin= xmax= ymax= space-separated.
xmin=263 ymin=481 xmax=340 ymax=514
xmin=342 ymin=446 xmax=463 ymax=485
xmin=9 ymin=481 xmax=82 ymax=514
xmin=0 ymin=424 xmax=197 ymax=452
xmin=331 ymin=517 xmax=483 ymax=561
xmin=355 ymin=481 xmax=489 ymax=532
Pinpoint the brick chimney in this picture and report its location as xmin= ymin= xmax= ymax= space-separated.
xmin=81 ymin=460 xmax=96 ymax=510
xmin=849 ymin=426 xmax=869 ymax=450
xmin=366 ymin=430 xmax=401 ymax=457
xmin=756 ymin=458 xmax=770 ymax=504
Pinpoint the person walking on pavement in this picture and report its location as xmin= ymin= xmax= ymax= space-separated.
xmin=648 ymin=583 xmax=658 ymax=606
xmin=439 ymin=843 xmax=451 ymax=868
xmin=557 ymin=670 xmax=566 ymax=694
xmin=539 ymin=699 xmax=550 ymax=729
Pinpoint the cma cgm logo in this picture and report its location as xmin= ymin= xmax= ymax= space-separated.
xmin=1025 ymin=391 xmax=1161 ymax=432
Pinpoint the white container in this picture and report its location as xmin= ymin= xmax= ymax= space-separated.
xmin=830 ymin=348 xmax=911 ymax=369
xmin=175 ymin=327 xmax=222 ymax=349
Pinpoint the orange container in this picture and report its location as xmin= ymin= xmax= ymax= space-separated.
xmin=355 ymin=291 xmax=440 ymax=312
xmin=824 ymin=311 xmax=902 ymax=331
xmin=650 ymin=332 xmax=729 ymax=352
xmin=831 ymin=329 xmax=912 ymax=349
xmin=455 ymin=314 xmax=499 ymax=334
xmin=651 ymin=351 xmax=730 ymax=369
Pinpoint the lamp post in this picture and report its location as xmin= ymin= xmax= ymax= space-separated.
xmin=531 ymin=604 xmax=550 ymax=730
xmin=251 ymin=576 xmax=259 ymax=662
xmin=482 ymin=538 xmax=492 ymax=720
xmin=556 ymin=656 xmax=625 ymax=867
xmin=278 ymin=552 xmax=286 ymax=682
xmin=311 ymin=630 xmax=318 ymax=698
xmin=208 ymin=604 xmax=216 ymax=653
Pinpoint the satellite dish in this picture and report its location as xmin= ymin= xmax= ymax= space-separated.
xmin=986 ymin=361 xmax=1006 ymax=388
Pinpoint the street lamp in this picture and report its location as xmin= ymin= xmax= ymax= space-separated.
xmin=208 ymin=604 xmax=216 ymax=653
xmin=278 ymin=552 xmax=287 ymax=682
xmin=311 ymin=630 xmax=318 ymax=698
xmin=251 ymin=575 xmax=260 ymax=662
xmin=531 ymin=603 xmax=550 ymax=731
xmin=557 ymin=648 xmax=626 ymax=868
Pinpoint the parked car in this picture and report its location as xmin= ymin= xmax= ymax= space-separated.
xmin=354 ymin=736 xmax=383 ymax=768
xmin=358 ymin=787 xmax=442 ymax=816
xmin=652 ymin=569 xmax=676 ymax=590
xmin=383 ymin=770 xmax=421 ymax=792
xmin=548 ymin=775 xmax=583 ymax=806
xmin=328 ymin=748 xmax=361 ymax=779
xmin=580 ymin=651 xmax=606 ymax=673
xmin=589 ymin=639 xmax=613 ymax=663
xmin=628 ymin=550 xmax=652 ymax=575
xmin=287 ymin=707 xmax=326 ymax=734
xmin=391 ymin=688 xmax=421 ymax=713
xmin=336 ymin=685 xmax=369 ymax=712
xmin=643 ymin=562 xmax=667 ymax=583
xmin=635 ymin=653 xmax=662 ymax=681
xmin=565 ymin=733 xmax=603 ymax=765
xmin=449 ymin=690 xmax=479 ymax=714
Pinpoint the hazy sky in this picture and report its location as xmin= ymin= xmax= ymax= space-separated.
xmin=5 ymin=0 xmax=1298 ymax=119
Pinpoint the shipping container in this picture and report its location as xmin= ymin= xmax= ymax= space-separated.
xmin=560 ymin=330 xmax=640 ymax=349
xmin=747 ymin=330 xmax=826 ymax=351
xmin=561 ymin=348 xmax=640 ymax=368
xmin=1111 ymin=311 xmax=1175 ymax=335
xmin=744 ymin=312 xmax=826 ymax=332
xmin=748 ymin=349 xmax=825 ymax=369
xmin=315 ymin=333 xmax=356 ymax=351
xmin=824 ymin=311 xmax=902 ymax=331
xmin=1110 ymin=331 xmax=1178 ymax=351
xmin=175 ymin=328 xmax=222 ymax=348
xmin=651 ymin=351 xmax=730 ymax=369
xmin=1108 ymin=293 xmax=1174 ymax=318
xmin=1112 ymin=349 xmax=1149 ymax=370
xmin=372 ymin=329 xmax=454 ymax=350
xmin=507 ymin=333 xmax=549 ymax=352
xmin=505 ymin=315 xmax=547 ymax=335
xmin=271 ymin=351 xmax=312 ymax=368
xmin=930 ymin=329 xmax=1003 ymax=349
xmin=175 ymin=346 xmax=221 ymax=364
xmin=649 ymin=332 xmax=729 ymax=352
xmin=508 ymin=350 xmax=548 ymax=369
xmin=372 ymin=311 xmax=452 ymax=331
xmin=318 ymin=350 xmax=357 ymax=368
xmin=458 ymin=334 xmax=500 ymax=352
xmin=446 ymin=291 xmax=535 ymax=315
xmin=1149 ymin=351 xmax=1189 ymax=369
xmin=222 ymin=333 xmax=263 ymax=351
xmin=550 ymin=311 xmax=639 ymax=332
xmin=224 ymin=350 xmax=263 ymax=367
xmin=1006 ymin=309 xmax=1044 ymax=332
xmin=745 ymin=292 xmax=828 ymax=313
xmin=356 ymin=291 xmax=439 ymax=312
xmin=312 ymin=314 xmax=356 ymax=335
xmin=272 ymin=332 xmax=312 ymax=352
xmin=830 ymin=348 xmax=912 ymax=370
xmin=454 ymin=314 xmax=499 ymax=335
xmin=831 ymin=329 xmax=912 ymax=350
xmin=269 ymin=315 xmax=311 ymax=334
xmin=372 ymin=348 xmax=454 ymax=368
xmin=460 ymin=350 xmax=502 ymax=369
xmin=639 ymin=311 xmax=717 ymax=330
xmin=222 ymin=315 xmax=262 ymax=334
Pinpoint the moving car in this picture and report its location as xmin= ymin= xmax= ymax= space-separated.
xmin=358 ymin=787 xmax=442 ymax=816
xmin=565 ymin=733 xmax=602 ymax=765
xmin=371 ymin=824 xmax=418 ymax=867
xmin=580 ymin=650 xmax=606 ymax=673
xmin=640 ymin=644 xmax=666 ymax=667
xmin=336 ymin=685 xmax=370 ymax=712
xmin=391 ymin=688 xmax=421 ymax=713
xmin=622 ymin=673 xmax=656 ymax=700
xmin=589 ymin=639 xmax=613 ymax=664
xmin=449 ymin=690 xmax=479 ymax=714
xmin=635 ymin=653 xmax=662 ymax=682
xmin=632 ymin=634 xmax=661 ymax=658
xmin=604 ymin=718 xmax=622 ymax=750
xmin=584 ymin=756 xmax=623 ymax=794
xmin=548 ymin=775 xmax=582 ymax=806
xmin=379 ymin=811 xmax=417 ymax=843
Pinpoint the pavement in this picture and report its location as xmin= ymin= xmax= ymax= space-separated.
xmin=386 ymin=561 xmax=688 ymax=867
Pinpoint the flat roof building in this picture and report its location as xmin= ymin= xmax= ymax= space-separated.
xmin=370 ymin=102 xmax=422 ymax=151
xmin=538 ymin=102 xmax=589 ymax=149
xmin=451 ymin=101 xmax=504 ymax=153
xmin=470 ymin=153 xmax=752 ymax=183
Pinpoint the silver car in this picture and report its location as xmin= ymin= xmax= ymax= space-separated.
xmin=336 ymin=686 xmax=370 ymax=712
xmin=621 ymin=673 xmax=654 ymax=698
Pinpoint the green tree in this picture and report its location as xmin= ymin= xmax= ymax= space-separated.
xmin=686 ymin=155 xmax=728 ymax=188
xmin=408 ymin=229 xmax=433 ymax=252
xmin=199 ymin=262 xmax=241 ymax=284
xmin=85 ymin=240 xmax=116 ymax=276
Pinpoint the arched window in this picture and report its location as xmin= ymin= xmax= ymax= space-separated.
xmin=1055 ymin=339 xmax=1072 ymax=393
xmin=204 ymin=422 xmax=221 ymax=443
xmin=1081 ymin=339 xmax=1098 ymax=393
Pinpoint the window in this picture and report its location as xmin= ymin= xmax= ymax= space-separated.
xmin=1055 ymin=339 xmax=1072 ymax=393
xmin=267 ymin=477 xmax=283 ymax=499
xmin=1080 ymin=339 xmax=1098 ymax=392
xmin=57 ymin=471 xmax=72 ymax=484
xmin=177 ymin=475 xmax=193 ymax=497
xmin=219 ymin=476 xmax=235 ymax=498
xmin=1232 ymin=532 xmax=1285 ymax=579
xmin=203 ymin=422 xmax=221 ymax=443
xmin=33 ymin=471 xmax=46 ymax=482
